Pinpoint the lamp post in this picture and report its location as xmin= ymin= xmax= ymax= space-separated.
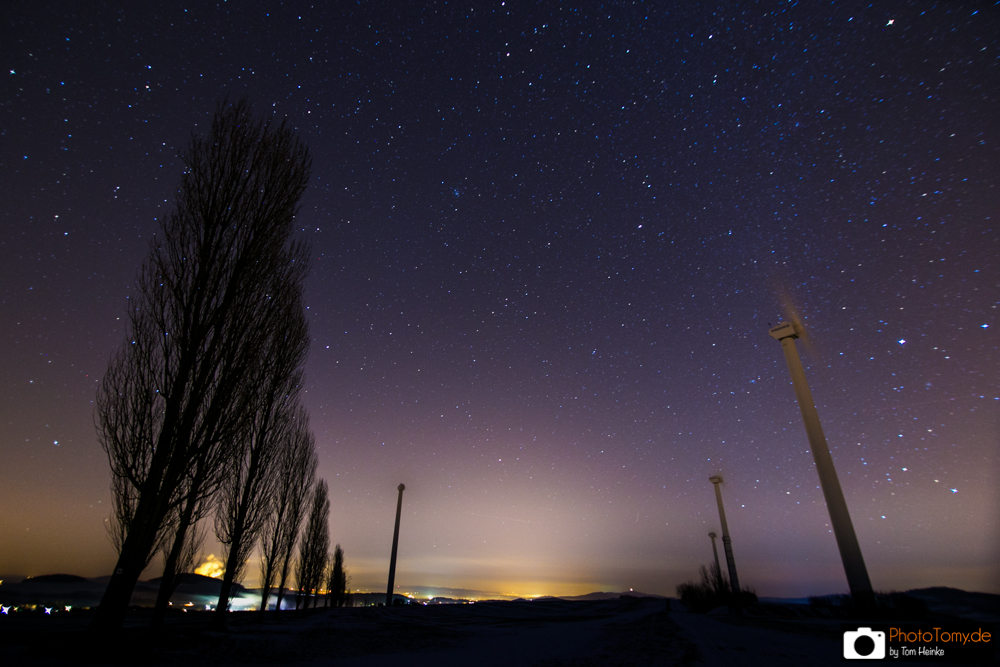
xmin=768 ymin=322 xmax=873 ymax=601
xmin=708 ymin=475 xmax=739 ymax=594
xmin=385 ymin=483 xmax=405 ymax=607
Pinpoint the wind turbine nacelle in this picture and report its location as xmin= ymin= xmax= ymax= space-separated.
xmin=768 ymin=322 xmax=798 ymax=340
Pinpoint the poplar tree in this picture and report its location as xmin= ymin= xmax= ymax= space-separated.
xmin=326 ymin=544 xmax=348 ymax=608
xmin=94 ymin=99 xmax=311 ymax=630
xmin=295 ymin=481 xmax=330 ymax=610
xmin=258 ymin=409 xmax=317 ymax=614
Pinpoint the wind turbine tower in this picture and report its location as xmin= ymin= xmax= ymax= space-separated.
xmin=708 ymin=532 xmax=722 ymax=584
xmin=385 ymin=483 xmax=406 ymax=607
xmin=768 ymin=322 xmax=873 ymax=600
xmin=708 ymin=475 xmax=740 ymax=594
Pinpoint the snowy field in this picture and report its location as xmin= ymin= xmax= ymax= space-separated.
xmin=2 ymin=592 xmax=997 ymax=666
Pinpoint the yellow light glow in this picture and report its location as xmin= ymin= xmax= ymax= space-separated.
xmin=194 ymin=554 xmax=225 ymax=578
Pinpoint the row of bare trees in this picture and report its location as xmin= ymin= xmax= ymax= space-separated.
xmin=93 ymin=100 xmax=332 ymax=630
xmin=284 ymin=483 xmax=350 ymax=611
xmin=258 ymin=411 xmax=318 ymax=615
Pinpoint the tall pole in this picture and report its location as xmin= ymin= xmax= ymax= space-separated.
xmin=385 ymin=483 xmax=405 ymax=607
xmin=708 ymin=475 xmax=739 ymax=594
xmin=768 ymin=322 xmax=874 ymax=601
xmin=708 ymin=532 xmax=722 ymax=585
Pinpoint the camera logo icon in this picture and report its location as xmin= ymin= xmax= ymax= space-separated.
xmin=843 ymin=627 xmax=886 ymax=659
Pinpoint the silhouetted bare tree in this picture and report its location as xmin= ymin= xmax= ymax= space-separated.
xmin=326 ymin=544 xmax=348 ymax=608
xmin=173 ymin=515 xmax=208 ymax=581
xmin=102 ymin=342 xmax=174 ymax=572
xmin=213 ymin=304 xmax=309 ymax=625
xmin=150 ymin=501 xmax=209 ymax=626
xmin=258 ymin=409 xmax=317 ymax=614
xmin=295 ymin=480 xmax=329 ymax=610
xmin=93 ymin=99 xmax=312 ymax=630
xmin=105 ymin=450 xmax=171 ymax=572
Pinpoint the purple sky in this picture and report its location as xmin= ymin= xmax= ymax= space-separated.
xmin=2 ymin=1 xmax=997 ymax=598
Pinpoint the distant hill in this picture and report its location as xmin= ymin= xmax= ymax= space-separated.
xmin=558 ymin=591 xmax=667 ymax=601
xmin=762 ymin=587 xmax=998 ymax=623
xmin=906 ymin=587 xmax=1000 ymax=623
xmin=388 ymin=585 xmax=510 ymax=600
xmin=148 ymin=573 xmax=218 ymax=586
xmin=373 ymin=587 xmax=668 ymax=602
xmin=148 ymin=573 xmax=246 ymax=594
xmin=22 ymin=574 xmax=90 ymax=584
xmin=0 ymin=572 xmax=258 ymax=610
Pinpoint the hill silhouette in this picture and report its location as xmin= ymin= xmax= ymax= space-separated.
xmin=22 ymin=574 xmax=90 ymax=584
xmin=147 ymin=572 xmax=246 ymax=595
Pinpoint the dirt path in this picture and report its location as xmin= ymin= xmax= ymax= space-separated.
xmin=665 ymin=599 xmax=842 ymax=666
xmin=286 ymin=598 xmax=699 ymax=666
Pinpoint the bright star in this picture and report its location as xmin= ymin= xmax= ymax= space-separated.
xmin=887 ymin=19 xmax=894 ymax=25
xmin=45 ymin=607 xmax=52 ymax=614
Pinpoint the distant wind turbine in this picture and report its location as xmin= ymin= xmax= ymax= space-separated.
xmin=708 ymin=475 xmax=740 ymax=594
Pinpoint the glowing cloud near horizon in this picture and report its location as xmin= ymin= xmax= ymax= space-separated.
xmin=194 ymin=554 xmax=225 ymax=579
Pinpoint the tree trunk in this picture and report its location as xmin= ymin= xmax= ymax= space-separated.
xmin=258 ymin=585 xmax=271 ymax=615
xmin=150 ymin=485 xmax=200 ymax=628
xmin=274 ymin=571 xmax=287 ymax=613
xmin=91 ymin=554 xmax=144 ymax=632
xmin=92 ymin=475 xmax=172 ymax=631
xmin=150 ymin=526 xmax=186 ymax=628
xmin=211 ymin=527 xmax=244 ymax=628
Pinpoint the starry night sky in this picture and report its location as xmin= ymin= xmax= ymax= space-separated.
xmin=2 ymin=1 xmax=998 ymax=599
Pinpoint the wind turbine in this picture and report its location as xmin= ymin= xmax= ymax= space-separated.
xmin=768 ymin=320 xmax=874 ymax=602
xmin=709 ymin=475 xmax=740 ymax=594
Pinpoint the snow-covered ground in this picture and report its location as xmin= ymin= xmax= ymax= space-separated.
xmin=1 ymin=590 xmax=996 ymax=665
